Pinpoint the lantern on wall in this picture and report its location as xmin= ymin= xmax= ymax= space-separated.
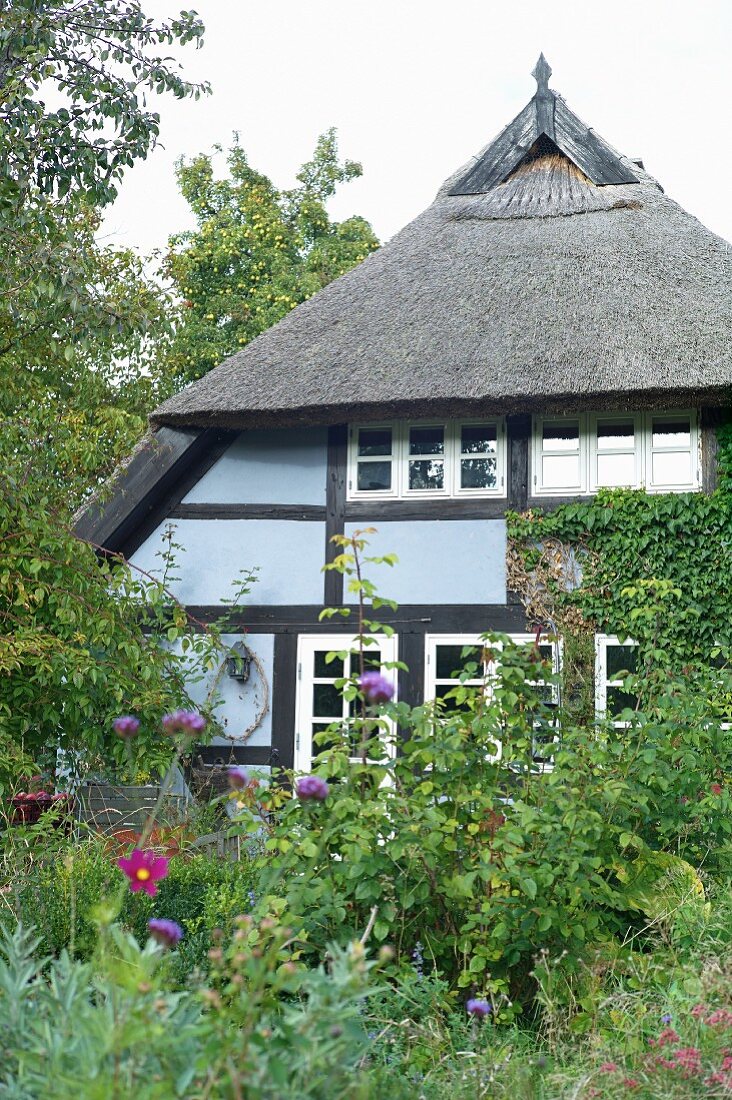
xmin=226 ymin=641 xmax=253 ymax=683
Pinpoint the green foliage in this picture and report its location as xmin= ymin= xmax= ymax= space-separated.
xmin=0 ymin=0 xmax=208 ymax=215
xmin=165 ymin=130 xmax=379 ymax=384
xmin=0 ymin=916 xmax=381 ymax=1099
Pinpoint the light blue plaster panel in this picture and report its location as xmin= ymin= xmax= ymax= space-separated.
xmin=180 ymin=633 xmax=274 ymax=748
xmin=182 ymin=428 xmax=328 ymax=505
xmin=130 ymin=519 xmax=325 ymax=605
xmin=344 ymin=520 xmax=506 ymax=605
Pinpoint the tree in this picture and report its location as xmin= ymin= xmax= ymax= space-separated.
xmin=165 ymin=129 xmax=380 ymax=384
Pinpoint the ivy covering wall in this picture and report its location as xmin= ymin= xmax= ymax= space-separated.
xmin=507 ymin=421 xmax=732 ymax=722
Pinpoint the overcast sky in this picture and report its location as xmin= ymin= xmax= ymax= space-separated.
xmin=102 ymin=0 xmax=732 ymax=256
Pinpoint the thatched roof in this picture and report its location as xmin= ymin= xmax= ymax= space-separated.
xmin=152 ymin=59 xmax=732 ymax=431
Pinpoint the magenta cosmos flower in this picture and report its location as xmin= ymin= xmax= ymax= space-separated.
xmin=148 ymin=918 xmax=183 ymax=948
xmin=295 ymin=775 xmax=330 ymax=802
xmin=118 ymin=848 xmax=169 ymax=897
xmin=228 ymin=765 xmax=250 ymax=791
xmin=358 ymin=671 xmax=394 ymax=704
xmin=466 ymin=998 xmax=492 ymax=1018
xmin=161 ymin=709 xmax=207 ymax=736
xmin=113 ymin=715 xmax=140 ymax=738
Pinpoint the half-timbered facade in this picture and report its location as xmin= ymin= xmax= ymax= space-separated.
xmin=76 ymin=57 xmax=732 ymax=772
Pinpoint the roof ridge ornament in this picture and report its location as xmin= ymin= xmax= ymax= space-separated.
xmin=448 ymin=55 xmax=639 ymax=195
xmin=532 ymin=53 xmax=552 ymax=97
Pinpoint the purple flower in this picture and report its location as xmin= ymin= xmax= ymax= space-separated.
xmin=228 ymin=765 xmax=250 ymax=791
xmin=358 ymin=671 xmax=395 ymax=704
xmin=113 ymin=715 xmax=140 ymax=739
xmin=162 ymin=709 xmax=207 ymax=737
xmin=295 ymin=775 xmax=330 ymax=802
xmin=661 ymin=1013 xmax=673 ymax=1024
xmin=466 ymin=998 xmax=492 ymax=1019
xmin=148 ymin=918 xmax=184 ymax=949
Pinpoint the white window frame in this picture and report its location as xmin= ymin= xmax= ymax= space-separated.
xmin=594 ymin=634 xmax=639 ymax=724
xmin=347 ymin=419 xmax=507 ymax=501
xmin=532 ymin=414 xmax=588 ymax=497
xmin=589 ymin=413 xmax=642 ymax=492
xmin=294 ymin=634 xmax=398 ymax=772
xmin=424 ymin=633 xmax=561 ymax=768
xmin=532 ymin=410 xmax=700 ymax=497
xmin=644 ymin=410 xmax=701 ymax=494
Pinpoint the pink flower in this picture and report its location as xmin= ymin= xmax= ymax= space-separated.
xmin=113 ymin=715 xmax=140 ymax=738
xmin=358 ymin=671 xmax=394 ymax=704
xmin=711 ymin=783 xmax=724 ymax=796
xmin=599 ymin=1062 xmax=619 ymax=1072
xmin=295 ymin=775 xmax=329 ymax=802
xmin=707 ymin=1008 xmax=732 ymax=1028
xmin=117 ymin=848 xmax=169 ymax=897
xmin=161 ymin=709 xmax=206 ymax=737
xmin=228 ymin=766 xmax=250 ymax=791
xmin=691 ymin=1003 xmax=708 ymax=1018
xmin=622 ymin=1079 xmax=639 ymax=1089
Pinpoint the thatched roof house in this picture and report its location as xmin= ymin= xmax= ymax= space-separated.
xmin=152 ymin=54 xmax=732 ymax=432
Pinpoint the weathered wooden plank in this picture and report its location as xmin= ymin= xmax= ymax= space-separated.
xmin=506 ymin=414 xmax=530 ymax=512
xmin=701 ymin=406 xmax=727 ymax=493
xmin=168 ymin=503 xmax=327 ymax=521
xmin=270 ymin=633 xmax=298 ymax=769
xmin=324 ymin=425 xmax=347 ymax=606
xmin=449 ymin=99 xmax=538 ymax=195
xmin=344 ymin=498 xmax=507 ymax=521
xmin=178 ymin=603 xmax=528 ymax=634
xmin=553 ymin=99 xmax=638 ymax=185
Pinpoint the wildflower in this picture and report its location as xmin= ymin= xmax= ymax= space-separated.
xmin=295 ymin=775 xmax=329 ymax=801
xmin=412 ymin=940 xmax=424 ymax=977
xmin=117 ymin=848 xmax=169 ymax=897
xmin=707 ymin=1008 xmax=732 ymax=1028
xmin=651 ymin=1027 xmax=680 ymax=1047
xmin=228 ymin=765 xmax=250 ymax=790
xmin=711 ymin=783 xmax=724 ymax=796
xmin=358 ymin=670 xmax=395 ymax=704
xmin=599 ymin=1062 xmax=619 ymax=1072
xmin=622 ymin=1079 xmax=639 ymax=1089
xmin=148 ymin=918 xmax=183 ymax=948
xmin=691 ymin=1003 xmax=708 ymax=1018
xmin=113 ymin=715 xmax=140 ymax=738
xmin=661 ymin=1013 xmax=673 ymax=1024
xmin=162 ymin=709 xmax=207 ymax=736
xmin=466 ymin=998 xmax=492 ymax=1018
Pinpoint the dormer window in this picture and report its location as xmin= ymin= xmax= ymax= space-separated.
xmin=348 ymin=420 xmax=506 ymax=501
xmin=532 ymin=410 xmax=699 ymax=496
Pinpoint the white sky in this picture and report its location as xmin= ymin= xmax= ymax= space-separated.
xmin=102 ymin=0 xmax=732 ymax=256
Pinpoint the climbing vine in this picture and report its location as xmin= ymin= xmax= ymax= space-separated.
xmin=507 ymin=421 xmax=732 ymax=711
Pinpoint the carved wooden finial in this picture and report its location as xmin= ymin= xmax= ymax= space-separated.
xmin=532 ymin=53 xmax=552 ymax=96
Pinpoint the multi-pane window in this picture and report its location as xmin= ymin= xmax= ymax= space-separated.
xmin=595 ymin=635 xmax=639 ymax=723
xmin=294 ymin=635 xmax=398 ymax=771
xmin=532 ymin=411 xmax=700 ymax=496
xmin=424 ymin=633 xmax=561 ymax=768
xmin=348 ymin=421 xmax=506 ymax=500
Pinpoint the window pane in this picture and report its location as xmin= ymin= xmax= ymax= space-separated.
xmin=409 ymin=459 xmax=444 ymax=490
xmin=606 ymin=687 xmax=639 ymax=716
xmin=435 ymin=644 xmax=481 ymax=680
xmin=357 ymin=460 xmax=391 ymax=492
xmin=358 ymin=428 xmax=392 ymax=456
xmin=461 ymin=425 xmax=497 ymax=454
xmin=606 ymin=644 xmax=637 ymax=679
xmin=597 ymin=421 xmax=634 ymax=450
xmin=652 ymin=417 xmax=690 ymax=449
xmin=313 ymin=652 xmax=344 ymax=678
xmin=312 ymin=682 xmax=342 ymax=718
xmin=409 ymin=426 xmax=444 ymax=455
xmin=542 ymin=453 xmax=580 ymax=488
xmin=543 ymin=422 xmax=579 ymax=450
xmin=597 ymin=452 xmax=636 ymax=487
xmin=461 ymin=457 xmax=497 ymax=489
xmin=652 ymin=450 xmax=691 ymax=486
xmin=435 ymin=684 xmax=472 ymax=711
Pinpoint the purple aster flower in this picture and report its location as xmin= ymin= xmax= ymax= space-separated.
xmin=162 ymin=709 xmax=207 ymax=737
xmin=661 ymin=1013 xmax=673 ymax=1024
xmin=358 ymin=670 xmax=395 ymax=704
xmin=228 ymin=765 xmax=250 ymax=791
xmin=466 ymin=998 xmax=492 ymax=1019
xmin=148 ymin=918 xmax=184 ymax=949
xmin=113 ymin=715 xmax=140 ymax=739
xmin=295 ymin=775 xmax=330 ymax=802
